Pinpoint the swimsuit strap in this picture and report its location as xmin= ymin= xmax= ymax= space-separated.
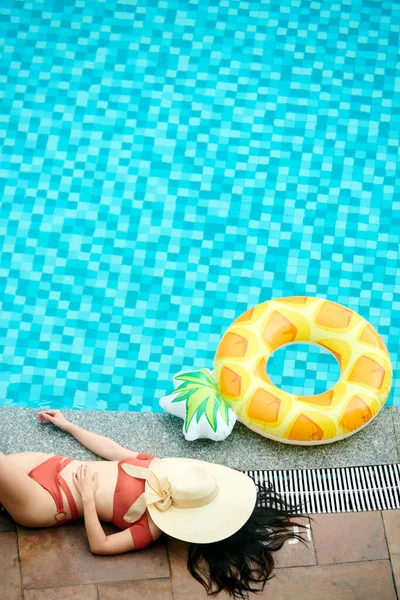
xmin=57 ymin=458 xmax=80 ymax=520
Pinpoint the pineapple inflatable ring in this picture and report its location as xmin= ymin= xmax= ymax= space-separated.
xmin=160 ymin=297 xmax=392 ymax=445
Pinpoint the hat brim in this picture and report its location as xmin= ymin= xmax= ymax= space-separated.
xmin=146 ymin=457 xmax=257 ymax=544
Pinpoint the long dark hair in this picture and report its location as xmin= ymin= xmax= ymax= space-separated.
xmin=187 ymin=481 xmax=312 ymax=599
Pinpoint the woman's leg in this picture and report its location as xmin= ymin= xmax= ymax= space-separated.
xmin=0 ymin=452 xmax=59 ymax=527
xmin=6 ymin=451 xmax=56 ymax=473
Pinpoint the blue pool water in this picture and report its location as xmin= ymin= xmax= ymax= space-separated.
xmin=0 ymin=0 xmax=398 ymax=412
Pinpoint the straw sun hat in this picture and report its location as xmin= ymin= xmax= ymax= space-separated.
xmin=121 ymin=457 xmax=258 ymax=544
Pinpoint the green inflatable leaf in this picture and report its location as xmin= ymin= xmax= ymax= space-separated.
xmin=169 ymin=369 xmax=230 ymax=434
xmin=218 ymin=399 xmax=230 ymax=426
xmin=175 ymin=370 xmax=217 ymax=388
xmin=205 ymin=395 xmax=217 ymax=431
xmin=172 ymin=380 xmax=210 ymax=391
xmin=170 ymin=389 xmax=194 ymax=403
xmin=184 ymin=388 xmax=212 ymax=431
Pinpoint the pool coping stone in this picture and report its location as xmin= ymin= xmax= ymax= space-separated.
xmin=1 ymin=405 xmax=399 ymax=470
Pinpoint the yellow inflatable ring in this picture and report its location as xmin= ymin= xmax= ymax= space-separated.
xmin=214 ymin=296 xmax=392 ymax=445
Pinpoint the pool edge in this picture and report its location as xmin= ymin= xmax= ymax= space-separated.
xmin=0 ymin=405 xmax=398 ymax=471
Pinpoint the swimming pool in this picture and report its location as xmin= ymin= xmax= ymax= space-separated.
xmin=0 ymin=0 xmax=398 ymax=412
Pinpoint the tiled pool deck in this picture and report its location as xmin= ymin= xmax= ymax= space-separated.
xmin=1 ymin=504 xmax=399 ymax=599
xmin=1 ymin=405 xmax=400 ymax=599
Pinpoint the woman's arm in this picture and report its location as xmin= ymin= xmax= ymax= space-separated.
xmin=82 ymin=494 xmax=136 ymax=555
xmin=37 ymin=410 xmax=138 ymax=461
xmin=64 ymin=422 xmax=138 ymax=461
xmin=82 ymin=493 xmax=107 ymax=551
xmin=75 ymin=465 xmax=135 ymax=555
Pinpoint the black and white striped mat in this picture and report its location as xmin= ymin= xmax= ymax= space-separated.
xmin=245 ymin=464 xmax=400 ymax=514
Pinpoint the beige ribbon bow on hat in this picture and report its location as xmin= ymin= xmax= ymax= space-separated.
xmin=121 ymin=464 xmax=173 ymax=523
xmin=121 ymin=463 xmax=219 ymax=524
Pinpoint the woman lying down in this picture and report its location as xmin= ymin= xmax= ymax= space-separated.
xmin=1 ymin=409 xmax=310 ymax=599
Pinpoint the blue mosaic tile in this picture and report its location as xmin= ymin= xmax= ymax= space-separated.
xmin=0 ymin=0 xmax=399 ymax=412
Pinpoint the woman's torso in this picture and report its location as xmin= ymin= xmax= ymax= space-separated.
xmin=63 ymin=457 xmax=162 ymax=538
xmin=14 ymin=452 xmax=162 ymax=537
xmin=62 ymin=458 xmax=129 ymax=520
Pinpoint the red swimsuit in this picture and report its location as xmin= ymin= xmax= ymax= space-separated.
xmin=28 ymin=453 xmax=156 ymax=550
xmin=112 ymin=454 xmax=155 ymax=549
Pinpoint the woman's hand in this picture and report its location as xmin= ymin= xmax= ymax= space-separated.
xmin=73 ymin=465 xmax=99 ymax=500
xmin=36 ymin=409 xmax=71 ymax=431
